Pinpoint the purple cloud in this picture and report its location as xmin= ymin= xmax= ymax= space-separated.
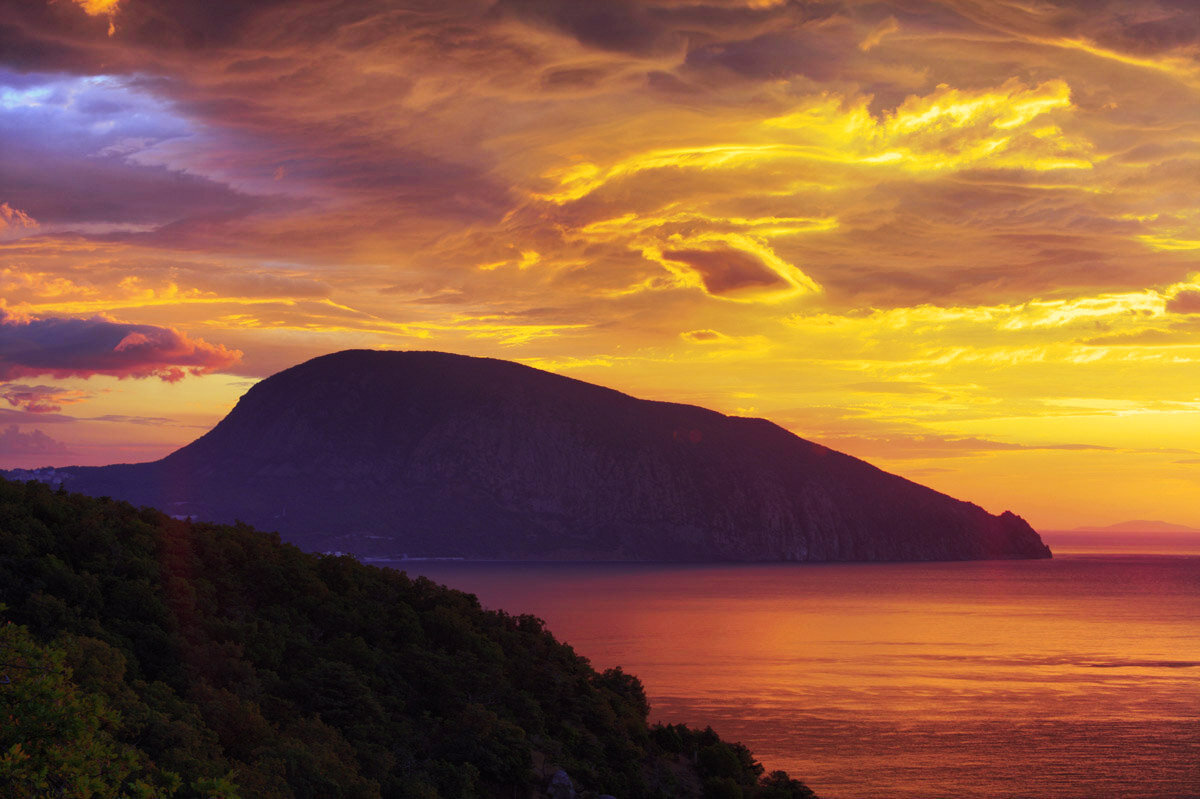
xmin=0 ymin=424 xmax=72 ymax=457
xmin=0 ymin=310 xmax=241 ymax=382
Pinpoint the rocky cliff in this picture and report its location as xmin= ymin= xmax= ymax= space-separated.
xmin=45 ymin=350 xmax=1051 ymax=561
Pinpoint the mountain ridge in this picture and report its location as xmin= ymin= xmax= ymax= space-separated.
xmin=10 ymin=349 xmax=1051 ymax=562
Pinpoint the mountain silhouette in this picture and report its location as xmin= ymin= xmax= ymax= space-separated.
xmin=42 ymin=350 xmax=1051 ymax=561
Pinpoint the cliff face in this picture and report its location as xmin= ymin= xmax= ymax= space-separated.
xmin=53 ymin=350 xmax=1051 ymax=561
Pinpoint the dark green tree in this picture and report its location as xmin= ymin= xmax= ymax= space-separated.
xmin=0 ymin=478 xmax=821 ymax=799
xmin=0 ymin=617 xmax=181 ymax=798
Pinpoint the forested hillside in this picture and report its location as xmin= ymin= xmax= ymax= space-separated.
xmin=0 ymin=478 xmax=817 ymax=799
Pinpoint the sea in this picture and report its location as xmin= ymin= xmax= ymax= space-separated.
xmin=384 ymin=534 xmax=1200 ymax=799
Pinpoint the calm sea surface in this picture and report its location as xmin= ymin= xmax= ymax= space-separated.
xmin=385 ymin=549 xmax=1200 ymax=799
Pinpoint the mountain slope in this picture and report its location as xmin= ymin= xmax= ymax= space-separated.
xmin=0 ymin=476 xmax=816 ymax=798
xmin=47 ymin=350 xmax=1050 ymax=561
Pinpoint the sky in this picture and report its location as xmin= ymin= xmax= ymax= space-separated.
xmin=0 ymin=0 xmax=1198 ymax=529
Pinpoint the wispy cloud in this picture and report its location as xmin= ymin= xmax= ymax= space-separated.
xmin=0 ymin=383 xmax=94 ymax=413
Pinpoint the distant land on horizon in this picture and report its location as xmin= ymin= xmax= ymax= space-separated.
xmin=1068 ymin=521 xmax=1200 ymax=533
xmin=4 ymin=350 xmax=1051 ymax=563
xmin=1038 ymin=522 xmax=1200 ymax=555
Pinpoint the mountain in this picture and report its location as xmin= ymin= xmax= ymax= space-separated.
xmin=29 ymin=350 xmax=1050 ymax=561
xmin=1070 ymin=520 xmax=1200 ymax=533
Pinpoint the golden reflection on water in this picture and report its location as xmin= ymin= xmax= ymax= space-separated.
xmin=397 ymin=556 xmax=1200 ymax=799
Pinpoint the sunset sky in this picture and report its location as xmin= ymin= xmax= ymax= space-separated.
xmin=1 ymin=0 xmax=1198 ymax=528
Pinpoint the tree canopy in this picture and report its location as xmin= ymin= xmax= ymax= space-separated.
xmin=0 ymin=477 xmax=818 ymax=798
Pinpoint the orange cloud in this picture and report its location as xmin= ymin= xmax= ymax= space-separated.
xmin=859 ymin=16 xmax=899 ymax=52
xmin=70 ymin=0 xmax=119 ymax=35
xmin=0 ymin=384 xmax=94 ymax=413
xmin=0 ymin=203 xmax=38 ymax=240
xmin=71 ymin=0 xmax=119 ymax=14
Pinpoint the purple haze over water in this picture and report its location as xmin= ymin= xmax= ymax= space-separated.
xmin=388 ymin=553 xmax=1200 ymax=798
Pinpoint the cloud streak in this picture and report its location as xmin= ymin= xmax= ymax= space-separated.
xmin=0 ymin=383 xmax=94 ymax=413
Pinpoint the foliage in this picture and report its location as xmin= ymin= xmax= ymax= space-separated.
xmin=0 ymin=477 xmax=819 ymax=798
xmin=0 ymin=617 xmax=182 ymax=798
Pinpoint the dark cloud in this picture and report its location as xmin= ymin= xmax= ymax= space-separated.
xmin=0 ymin=71 xmax=264 ymax=228
xmin=0 ymin=10 xmax=113 ymax=74
xmin=261 ymin=143 xmax=512 ymax=218
xmin=112 ymin=0 xmax=489 ymax=54
xmin=684 ymin=30 xmax=850 ymax=80
xmin=1166 ymin=289 xmax=1200 ymax=314
xmin=1049 ymin=0 xmax=1200 ymax=55
xmin=0 ymin=424 xmax=72 ymax=456
xmin=661 ymin=247 xmax=787 ymax=296
xmin=1 ymin=150 xmax=260 ymax=230
xmin=492 ymin=0 xmax=676 ymax=55
xmin=680 ymin=328 xmax=726 ymax=343
xmin=0 ymin=310 xmax=241 ymax=382
xmin=0 ymin=0 xmax=320 ymax=73
xmin=111 ymin=0 xmax=300 ymax=50
xmin=498 ymin=0 xmax=671 ymax=55
xmin=0 ymin=8 xmax=511 ymax=250
xmin=5 ymin=0 xmax=1194 ymax=97
xmin=0 ymin=0 xmax=497 ymax=80
xmin=494 ymin=0 xmax=848 ymax=57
